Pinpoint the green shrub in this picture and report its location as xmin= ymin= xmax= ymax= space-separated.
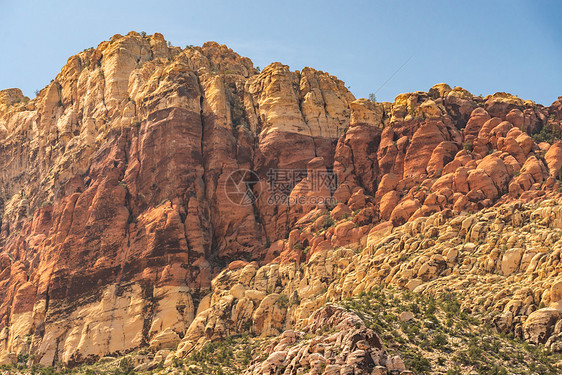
xmin=276 ymin=294 xmax=289 ymax=308
xmin=118 ymin=357 xmax=134 ymax=373
xmin=405 ymin=351 xmax=431 ymax=373
xmin=17 ymin=353 xmax=29 ymax=364
xmin=290 ymin=290 xmax=300 ymax=306
xmin=533 ymin=123 xmax=561 ymax=143
xmin=432 ymin=332 xmax=448 ymax=348
xmin=322 ymin=216 xmax=335 ymax=229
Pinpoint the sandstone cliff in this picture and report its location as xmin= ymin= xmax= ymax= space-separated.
xmin=1 ymin=32 xmax=562 ymax=374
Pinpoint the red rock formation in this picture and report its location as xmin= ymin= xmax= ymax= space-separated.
xmin=0 ymin=32 xmax=561 ymax=366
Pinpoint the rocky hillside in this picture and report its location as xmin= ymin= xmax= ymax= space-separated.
xmin=1 ymin=32 xmax=562 ymax=374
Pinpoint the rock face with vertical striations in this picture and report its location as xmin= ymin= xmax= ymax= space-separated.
xmin=1 ymin=32 xmax=562 ymax=373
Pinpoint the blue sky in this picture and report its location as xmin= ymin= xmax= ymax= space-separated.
xmin=1 ymin=0 xmax=560 ymax=105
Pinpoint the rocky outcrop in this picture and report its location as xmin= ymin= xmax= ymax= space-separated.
xmin=1 ymin=32 xmax=562 ymax=371
xmin=0 ymin=32 xmax=354 ymax=366
xmin=179 ymin=197 xmax=562 ymax=366
xmin=241 ymin=305 xmax=401 ymax=375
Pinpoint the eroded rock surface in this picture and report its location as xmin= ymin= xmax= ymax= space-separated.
xmin=242 ymin=305 xmax=398 ymax=375
xmin=1 ymin=32 xmax=562 ymax=372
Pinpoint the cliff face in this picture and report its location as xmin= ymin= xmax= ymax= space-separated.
xmin=0 ymin=32 xmax=358 ymax=366
xmin=1 ymin=32 xmax=562 ymax=372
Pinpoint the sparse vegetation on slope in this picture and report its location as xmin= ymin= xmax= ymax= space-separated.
xmin=341 ymin=288 xmax=561 ymax=374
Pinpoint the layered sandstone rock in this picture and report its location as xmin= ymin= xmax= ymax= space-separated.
xmin=177 ymin=197 xmax=562 ymax=366
xmin=1 ymin=31 xmax=562 ymax=371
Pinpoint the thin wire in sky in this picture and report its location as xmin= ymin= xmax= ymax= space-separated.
xmin=375 ymin=55 xmax=413 ymax=95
